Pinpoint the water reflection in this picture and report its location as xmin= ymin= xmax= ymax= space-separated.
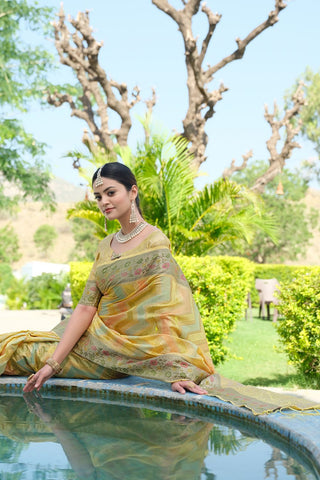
xmin=0 ymin=393 xmax=316 ymax=480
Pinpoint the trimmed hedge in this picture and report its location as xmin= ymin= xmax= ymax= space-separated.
xmin=70 ymin=256 xmax=254 ymax=365
xmin=276 ymin=268 xmax=320 ymax=378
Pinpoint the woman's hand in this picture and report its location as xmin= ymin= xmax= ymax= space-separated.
xmin=23 ymin=364 xmax=55 ymax=393
xmin=171 ymin=380 xmax=208 ymax=395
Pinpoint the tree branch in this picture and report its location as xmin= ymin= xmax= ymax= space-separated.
xmin=206 ymin=0 xmax=287 ymax=81
xmin=223 ymin=150 xmax=253 ymax=178
xmin=152 ymin=0 xmax=287 ymax=169
xmin=251 ymin=83 xmax=306 ymax=193
xmin=49 ymin=5 xmax=142 ymax=155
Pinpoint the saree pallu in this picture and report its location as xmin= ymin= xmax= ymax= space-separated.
xmin=1 ymin=230 xmax=320 ymax=415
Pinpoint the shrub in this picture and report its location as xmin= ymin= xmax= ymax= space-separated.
xmin=0 ymin=225 xmax=21 ymax=263
xmin=33 ymin=224 xmax=58 ymax=256
xmin=6 ymin=273 xmax=68 ymax=310
xmin=70 ymin=256 xmax=254 ymax=365
xmin=177 ymin=256 xmax=254 ymax=365
xmin=0 ymin=263 xmax=15 ymax=294
xmin=276 ymin=268 xmax=320 ymax=378
xmin=69 ymin=262 xmax=93 ymax=305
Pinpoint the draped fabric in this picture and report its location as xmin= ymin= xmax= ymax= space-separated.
xmin=1 ymin=230 xmax=320 ymax=414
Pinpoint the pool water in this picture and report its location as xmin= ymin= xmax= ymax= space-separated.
xmin=0 ymin=393 xmax=317 ymax=480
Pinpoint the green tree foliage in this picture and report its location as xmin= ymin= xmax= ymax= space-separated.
xmin=6 ymin=273 xmax=68 ymax=309
xmin=293 ymin=69 xmax=320 ymax=157
xmin=225 ymin=160 xmax=319 ymax=263
xmin=67 ymin=129 xmax=277 ymax=256
xmin=69 ymin=217 xmax=100 ymax=261
xmin=0 ymin=225 xmax=21 ymax=263
xmin=0 ymin=0 xmax=55 ymax=211
xmin=33 ymin=224 xmax=57 ymax=256
xmin=0 ymin=263 xmax=15 ymax=294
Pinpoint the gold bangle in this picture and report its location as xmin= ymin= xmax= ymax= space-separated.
xmin=46 ymin=357 xmax=62 ymax=374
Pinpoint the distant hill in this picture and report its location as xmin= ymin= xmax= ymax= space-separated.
xmin=49 ymin=177 xmax=87 ymax=203
xmin=1 ymin=177 xmax=87 ymax=270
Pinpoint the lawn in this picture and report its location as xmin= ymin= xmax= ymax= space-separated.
xmin=217 ymin=309 xmax=320 ymax=390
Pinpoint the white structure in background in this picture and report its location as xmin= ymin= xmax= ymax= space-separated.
xmin=17 ymin=262 xmax=70 ymax=280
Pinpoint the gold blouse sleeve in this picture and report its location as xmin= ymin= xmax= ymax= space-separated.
xmin=78 ymin=250 xmax=103 ymax=308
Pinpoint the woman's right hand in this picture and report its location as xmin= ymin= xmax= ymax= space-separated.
xmin=23 ymin=364 xmax=55 ymax=393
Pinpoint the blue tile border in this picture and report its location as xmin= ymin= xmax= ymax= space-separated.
xmin=1 ymin=375 xmax=320 ymax=476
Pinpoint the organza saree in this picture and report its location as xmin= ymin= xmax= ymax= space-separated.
xmin=1 ymin=230 xmax=319 ymax=414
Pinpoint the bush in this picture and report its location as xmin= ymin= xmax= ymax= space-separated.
xmin=70 ymin=256 xmax=254 ymax=365
xmin=0 ymin=263 xmax=15 ymax=294
xmin=6 ymin=273 xmax=68 ymax=310
xmin=276 ymin=268 xmax=320 ymax=378
xmin=69 ymin=262 xmax=94 ymax=305
xmin=33 ymin=225 xmax=58 ymax=256
xmin=0 ymin=225 xmax=21 ymax=263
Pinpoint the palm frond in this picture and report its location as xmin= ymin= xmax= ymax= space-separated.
xmin=67 ymin=201 xmax=119 ymax=239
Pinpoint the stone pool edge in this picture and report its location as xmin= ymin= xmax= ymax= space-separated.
xmin=1 ymin=375 xmax=320 ymax=476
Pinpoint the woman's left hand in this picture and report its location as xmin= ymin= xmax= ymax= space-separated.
xmin=171 ymin=381 xmax=208 ymax=395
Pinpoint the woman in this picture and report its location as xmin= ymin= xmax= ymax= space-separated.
xmin=1 ymin=163 xmax=212 ymax=395
xmin=1 ymin=163 xmax=319 ymax=414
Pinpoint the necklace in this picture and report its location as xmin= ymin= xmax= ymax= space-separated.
xmin=115 ymin=221 xmax=148 ymax=243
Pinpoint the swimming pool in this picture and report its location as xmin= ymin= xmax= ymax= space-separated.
xmin=1 ymin=376 xmax=320 ymax=479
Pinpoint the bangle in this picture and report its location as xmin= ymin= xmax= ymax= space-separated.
xmin=46 ymin=357 xmax=62 ymax=374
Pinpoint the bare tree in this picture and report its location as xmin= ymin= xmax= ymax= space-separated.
xmin=223 ymin=83 xmax=306 ymax=193
xmin=48 ymin=1 xmax=289 ymax=173
xmin=152 ymin=0 xmax=287 ymax=168
xmin=48 ymin=6 xmax=148 ymax=154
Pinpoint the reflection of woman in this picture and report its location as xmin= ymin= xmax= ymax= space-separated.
xmin=0 ymin=163 xmax=319 ymax=414
xmin=0 ymin=394 xmax=212 ymax=480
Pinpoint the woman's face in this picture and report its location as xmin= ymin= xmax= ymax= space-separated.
xmin=93 ymin=177 xmax=137 ymax=223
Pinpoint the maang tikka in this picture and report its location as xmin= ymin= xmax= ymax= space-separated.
xmin=94 ymin=168 xmax=106 ymax=231
xmin=94 ymin=167 xmax=104 ymax=188
xmin=129 ymin=200 xmax=138 ymax=223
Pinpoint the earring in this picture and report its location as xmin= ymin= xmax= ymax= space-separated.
xmin=104 ymin=216 xmax=108 ymax=232
xmin=129 ymin=200 xmax=138 ymax=223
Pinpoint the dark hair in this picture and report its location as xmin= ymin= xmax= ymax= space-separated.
xmin=92 ymin=162 xmax=143 ymax=216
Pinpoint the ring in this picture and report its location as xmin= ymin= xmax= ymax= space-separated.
xmin=27 ymin=374 xmax=35 ymax=382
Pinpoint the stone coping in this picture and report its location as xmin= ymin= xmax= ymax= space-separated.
xmin=1 ymin=375 xmax=320 ymax=477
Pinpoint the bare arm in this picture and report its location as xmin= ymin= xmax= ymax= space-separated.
xmin=23 ymin=304 xmax=96 ymax=392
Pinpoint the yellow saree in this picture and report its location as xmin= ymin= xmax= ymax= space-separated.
xmin=1 ymin=230 xmax=319 ymax=415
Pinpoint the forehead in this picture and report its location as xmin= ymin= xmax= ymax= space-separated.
xmin=93 ymin=177 xmax=125 ymax=194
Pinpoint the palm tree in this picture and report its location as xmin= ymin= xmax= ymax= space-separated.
xmin=67 ymin=122 xmax=277 ymax=255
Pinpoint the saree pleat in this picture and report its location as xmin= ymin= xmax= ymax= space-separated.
xmin=1 ymin=230 xmax=319 ymax=415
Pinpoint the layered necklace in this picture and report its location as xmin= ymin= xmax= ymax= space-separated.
xmin=115 ymin=221 xmax=148 ymax=243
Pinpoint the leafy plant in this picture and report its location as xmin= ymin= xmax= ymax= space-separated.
xmin=0 ymin=263 xmax=15 ymax=294
xmin=67 ymin=122 xmax=277 ymax=256
xmin=0 ymin=0 xmax=56 ymax=211
xmin=0 ymin=225 xmax=21 ymax=263
xmin=276 ymin=269 xmax=320 ymax=379
xmin=228 ymin=159 xmax=319 ymax=263
xmin=33 ymin=224 xmax=58 ymax=256
xmin=6 ymin=273 xmax=68 ymax=310
xmin=69 ymin=217 xmax=100 ymax=261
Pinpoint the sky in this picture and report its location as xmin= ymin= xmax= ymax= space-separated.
xmin=23 ymin=0 xmax=320 ymax=189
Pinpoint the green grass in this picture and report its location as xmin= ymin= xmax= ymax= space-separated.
xmin=217 ymin=310 xmax=320 ymax=390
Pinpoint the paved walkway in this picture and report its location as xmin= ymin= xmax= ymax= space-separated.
xmin=1 ymin=309 xmax=320 ymax=403
xmin=0 ymin=309 xmax=60 ymax=334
